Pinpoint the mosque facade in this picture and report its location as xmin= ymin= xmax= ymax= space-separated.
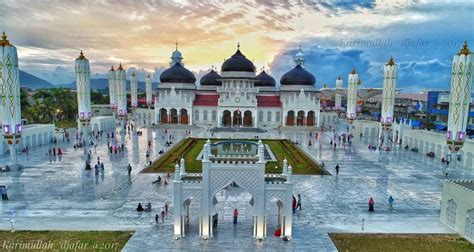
xmin=153 ymin=45 xmax=321 ymax=129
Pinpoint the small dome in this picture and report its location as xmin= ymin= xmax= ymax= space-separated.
xmin=160 ymin=62 xmax=196 ymax=83
xmin=255 ymin=70 xmax=276 ymax=87
xmin=200 ymin=69 xmax=222 ymax=86
xmin=221 ymin=49 xmax=256 ymax=72
xmin=280 ymin=65 xmax=316 ymax=86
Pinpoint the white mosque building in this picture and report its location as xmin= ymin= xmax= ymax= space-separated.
xmin=153 ymin=44 xmax=323 ymax=129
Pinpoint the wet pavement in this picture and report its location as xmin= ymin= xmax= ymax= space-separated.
xmin=1 ymin=122 xmax=473 ymax=251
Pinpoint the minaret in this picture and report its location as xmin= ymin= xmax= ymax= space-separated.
xmin=447 ymin=41 xmax=472 ymax=154
xmin=115 ymin=63 xmax=127 ymax=119
xmin=346 ymin=68 xmax=359 ymax=124
xmin=146 ymin=73 xmax=152 ymax=108
xmin=130 ymin=72 xmax=138 ymax=110
xmin=75 ymin=50 xmax=92 ymax=139
xmin=0 ymin=32 xmax=22 ymax=169
xmin=108 ymin=66 xmax=116 ymax=113
xmin=335 ymin=76 xmax=343 ymax=110
xmin=380 ymin=56 xmax=397 ymax=146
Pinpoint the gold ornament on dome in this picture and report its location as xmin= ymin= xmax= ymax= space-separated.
xmin=78 ymin=50 xmax=86 ymax=60
xmin=351 ymin=68 xmax=357 ymax=74
xmin=458 ymin=41 xmax=471 ymax=56
xmin=386 ymin=56 xmax=395 ymax=66
xmin=1 ymin=32 xmax=12 ymax=47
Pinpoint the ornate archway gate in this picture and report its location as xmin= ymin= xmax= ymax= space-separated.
xmin=173 ymin=140 xmax=294 ymax=240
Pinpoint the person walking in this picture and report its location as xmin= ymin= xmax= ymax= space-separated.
xmin=127 ymin=164 xmax=132 ymax=177
xmin=165 ymin=203 xmax=169 ymax=215
xmin=368 ymin=197 xmax=375 ymax=212
xmin=335 ymin=164 xmax=340 ymax=176
xmin=297 ymin=194 xmax=302 ymax=210
xmin=388 ymin=195 xmax=394 ymax=210
xmin=155 ymin=214 xmax=159 ymax=225
xmin=233 ymin=208 xmax=239 ymax=224
xmin=161 ymin=210 xmax=165 ymax=223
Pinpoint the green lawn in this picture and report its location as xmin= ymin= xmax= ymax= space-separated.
xmin=329 ymin=233 xmax=474 ymax=252
xmin=55 ymin=120 xmax=77 ymax=129
xmin=0 ymin=230 xmax=133 ymax=251
xmin=143 ymin=138 xmax=326 ymax=175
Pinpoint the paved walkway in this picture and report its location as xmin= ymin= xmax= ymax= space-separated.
xmin=0 ymin=122 xmax=473 ymax=251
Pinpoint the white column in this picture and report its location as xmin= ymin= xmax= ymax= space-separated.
xmin=255 ymin=140 xmax=266 ymax=239
xmin=447 ymin=41 xmax=472 ymax=154
xmin=1 ymin=32 xmax=22 ymax=168
xmin=173 ymin=164 xmax=183 ymax=238
xmin=380 ymin=57 xmax=397 ymax=147
xmin=75 ymin=50 xmax=92 ymax=139
xmin=131 ymin=72 xmax=138 ymax=110
xmin=346 ymin=68 xmax=358 ymax=124
xmin=201 ymin=140 xmax=212 ymax=239
xmin=108 ymin=66 xmax=116 ymax=113
xmin=146 ymin=73 xmax=152 ymax=108
xmin=282 ymin=165 xmax=293 ymax=239
xmin=335 ymin=77 xmax=343 ymax=110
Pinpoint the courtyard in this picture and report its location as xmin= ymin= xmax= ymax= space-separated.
xmin=1 ymin=123 xmax=473 ymax=251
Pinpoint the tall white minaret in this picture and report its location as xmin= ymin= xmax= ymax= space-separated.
xmin=75 ymin=50 xmax=92 ymax=137
xmin=335 ymin=76 xmax=343 ymax=110
xmin=115 ymin=63 xmax=127 ymax=118
xmin=146 ymin=73 xmax=152 ymax=108
xmin=0 ymin=32 xmax=22 ymax=169
xmin=380 ymin=56 xmax=397 ymax=145
xmin=346 ymin=68 xmax=359 ymax=124
xmin=130 ymin=72 xmax=138 ymax=110
xmin=447 ymin=41 xmax=472 ymax=154
xmin=108 ymin=66 xmax=116 ymax=112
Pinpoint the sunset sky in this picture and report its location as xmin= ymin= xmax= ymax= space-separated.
xmin=2 ymin=0 xmax=473 ymax=91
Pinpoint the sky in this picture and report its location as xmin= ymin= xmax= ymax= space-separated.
xmin=1 ymin=0 xmax=473 ymax=91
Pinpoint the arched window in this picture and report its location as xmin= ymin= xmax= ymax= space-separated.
xmin=276 ymin=111 xmax=281 ymax=122
xmin=203 ymin=110 xmax=208 ymax=121
xmin=267 ymin=111 xmax=272 ymax=122
xmin=194 ymin=110 xmax=199 ymax=121
xmin=212 ymin=110 xmax=217 ymax=121
xmin=258 ymin=111 xmax=264 ymax=122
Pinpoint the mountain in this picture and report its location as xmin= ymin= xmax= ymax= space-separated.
xmin=19 ymin=70 xmax=55 ymax=89
xmin=58 ymin=79 xmax=160 ymax=91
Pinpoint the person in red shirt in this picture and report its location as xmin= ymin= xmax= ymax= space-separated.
xmin=369 ymin=197 xmax=375 ymax=212
xmin=292 ymin=196 xmax=297 ymax=214
xmin=233 ymin=208 xmax=239 ymax=224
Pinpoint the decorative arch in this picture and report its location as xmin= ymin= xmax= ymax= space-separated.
xmin=297 ymin=110 xmax=305 ymax=126
xmin=170 ymin=108 xmax=178 ymax=124
xmin=243 ymin=110 xmax=253 ymax=126
xmin=267 ymin=111 xmax=272 ymax=122
xmin=203 ymin=110 xmax=209 ymax=121
xmin=307 ymin=111 xmax=315 ymax=126
xmin=222 ymin=110 xmax=231 ymax=126
xmin=180 ymin=109 xmax=188 ymax=125
xmin=446 ymin=199 xmax=457 ymax=228
xmin=233 ymin=110 xmax=242 ymax=126
xmin=159 ymin=108 xmax=168 ymax=124
xmin=286 ymin=110 xmax=295 ymax=126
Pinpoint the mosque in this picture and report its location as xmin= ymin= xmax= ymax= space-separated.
xmin=153 ymin=44 xmax=322 ymax=129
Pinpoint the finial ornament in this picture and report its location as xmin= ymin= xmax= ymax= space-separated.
xmin=110 ymin=65 xmax=115 ymax=71
xmin=175 ymin=40 xmax=178 ymax=50
xmin=78 ymin=50 xmax=85 ymax=60
xmin=237 ymin=42 xmax=240 ymax=49
xmin=118 ymin=63 xmax=123 ymax=70
xmin=147 ymin=73 xmax=151 ymax=78
xmin=337 ymin=76 xmax=342 ymax=80
xmin=132 ymin=72 xmax=136 ymax=77
xmin=386 ymin=56 xmax=395 ymax=66
xmin=1 ymin=31 xmax=11 ymax=46
xmin=299 ymin=44 xmax=302 ymax=52
xmin=351 ymin=68 xmax=357 ymax=74
xmin=458 ymin=40 xmax=470 ymax=55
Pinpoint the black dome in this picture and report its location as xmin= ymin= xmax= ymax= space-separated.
xmin=221 ymin=49 xmax=256 ymax=72
xmin=160 ymin=63 xmax=196 ymax=83
xmin=255 ymin=70 xmax=276 ymax=87
xmin=200 ymin=70 xmax=222 ymax=86
xmin=280 ymin=65 xmax=316 ymax=86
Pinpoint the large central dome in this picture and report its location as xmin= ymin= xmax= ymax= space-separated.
xmin=280 ymin=65 xmax=316 ymax=86
xmin=160 ymin=62 xmax=196 ymax=83
xmin=221 ymin=48 xmax=256 ymax=73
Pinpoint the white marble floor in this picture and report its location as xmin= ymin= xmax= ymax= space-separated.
xmin=0 ymin=122 xmax=473 ymax=251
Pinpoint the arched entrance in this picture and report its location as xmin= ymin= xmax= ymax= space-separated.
xmin=286 ymin=110 xmax=295 ymax=126
xmin=243 ymin=110 xmax=252 ymax=127
xmin=180 ymin=109 xmax=189 ymax=125
xmin=306 ymin=111 xmax=315 ymax=126
xmin=170 ymin=108 xmax=178 ymax=124
xmin=160 ymin=108 xmax=168 ymax=124
xmin=212 ymin=182 xmax=254 ymax=236
xmin=233 ymin=110 xmax=242 ymax=127
xmin=222 ymin=110 xmax=231 ymax=126
xmin=296 ymin=110 xmax=305 ymax=126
